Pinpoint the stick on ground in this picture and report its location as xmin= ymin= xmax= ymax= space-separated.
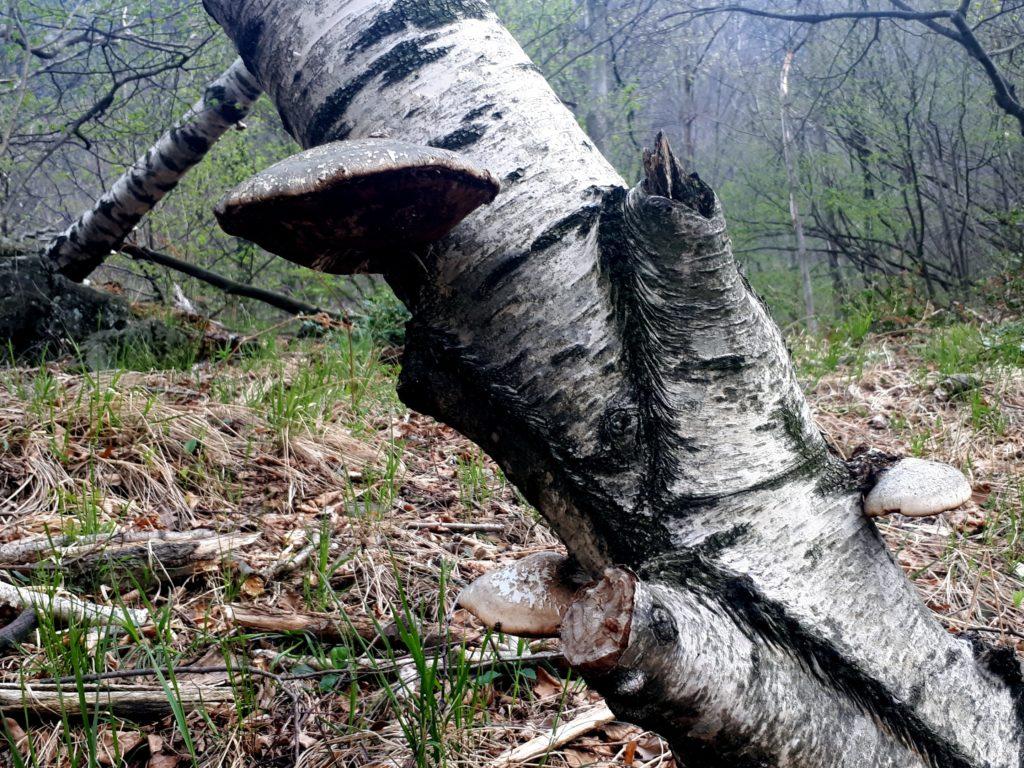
xmin=490 ymin=703 xmax=615 ymax=766
xmin=0 ymin=580 xmax=149 ymax=628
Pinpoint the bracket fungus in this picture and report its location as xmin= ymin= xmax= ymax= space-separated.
xmin=214 ymin=138 xmax=500 ymax=274
xmin=863 ymin=457 xmax=972 ymax=518
xmin=456 ymin=552 xmax=582 ymax=638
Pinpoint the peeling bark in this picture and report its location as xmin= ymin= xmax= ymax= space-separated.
xmin=202 ymin=2 xmax=1023 ymax=765
xmin=45 ymin=59 xmax=260 ymax=282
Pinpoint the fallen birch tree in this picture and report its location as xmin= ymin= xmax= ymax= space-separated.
xmin=45 ymin=58 xmax=261 ymax=282
xmin=200 ymin=1 xmax=1023 ymax=766
xmin=1 ymin=59 xmax=260 ymax=356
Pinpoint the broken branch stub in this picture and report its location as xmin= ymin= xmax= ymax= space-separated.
xmin=214 ymin=139 xmax=500 ymax=275
xmin=561 ymin=568 xmax=636 ymax=675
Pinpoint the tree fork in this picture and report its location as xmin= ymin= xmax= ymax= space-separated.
xmin=202 ymin=1 xmax=1023 ymax=765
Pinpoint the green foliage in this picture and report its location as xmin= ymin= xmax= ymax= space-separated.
xmin=353 ymin=285 xmax=411 ymax=348
xmin=921 ymin=322 xmax=1024 ymax=375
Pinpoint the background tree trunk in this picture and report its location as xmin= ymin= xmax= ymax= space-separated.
xmin=44 ymin=58 xmax=260 ymax=282
xmin=780 ymin=50 xmax=817 ymax=334
xmin=201 ymin=2 xmax=1023 ymax=765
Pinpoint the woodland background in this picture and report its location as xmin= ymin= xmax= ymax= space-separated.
xmin=4 ymin=0 xmax=1023 ymax=329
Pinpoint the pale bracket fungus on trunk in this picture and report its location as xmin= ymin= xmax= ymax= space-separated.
xmin=864 ymin=457 xmax=973 ymax=518
xmin=456 ymin=552 xmax=581 ymax=637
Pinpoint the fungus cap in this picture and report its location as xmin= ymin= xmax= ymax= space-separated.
xmin=214 ymin=138 xmax=500 ymax=274
xmin=456 ymin=552 xmax=578 ymax=638
xmin=864 ymin=457 xmax=972 ymax=518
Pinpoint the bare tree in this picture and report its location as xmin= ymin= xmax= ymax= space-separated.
xmin=0 ymin=0 xmax=216 ymax=237
xmin=201 ymin=1 xmax=1022 ymax=765
xmin=664 ymin=1 xmax=1024 ymax=136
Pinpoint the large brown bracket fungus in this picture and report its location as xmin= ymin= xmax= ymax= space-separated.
xmin=203 ymin=1 xmax=1023 ymax=765
xmin=215 ymin=139 xmax=500 ymax=274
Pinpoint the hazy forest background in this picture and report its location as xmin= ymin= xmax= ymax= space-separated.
xmin=0 ymin=2 xmax=1023 ymax=767
xmin=5 ymin=0 xmax=1023 ymax=328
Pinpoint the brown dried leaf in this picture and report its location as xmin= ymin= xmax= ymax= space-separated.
xmin=563 ymin=748 xmax=591 ymax=767
xmin=241 ymin=574 xmax=265 ymax=598
xmin=98 ymin=728 xmax=144 ymax=765
xmin=2 ymin=718 xmax=27 ymax=751
xmin=533 ymin=667 xmax=564 ymax=700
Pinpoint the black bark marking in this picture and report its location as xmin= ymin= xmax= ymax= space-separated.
xmin=476 ymin=206 xmax=600 ymax=297
xmin=772 ymin=400 xmax=845 ymax=492
xmin=234 ymin=17 xmax=265 ymax=75
xmin=643 ymin=552 xmax=986 ymax=768
xmin=967 ymin=635 xmax=1024 ymax=753
xmin=477 ymin=251 xmax=530 ymax=297
xmin=598 ymin=406 xmax=639 ymax=454
xmin=178 ymin=128 xmax=210 ymax=154
xmin=307 ymin=36 xmax=452 ymax=146
xmin=550 ymin=344 xmax=589 ymax=367
xmin=398 ymin=321 xmax=672 ymax=568
xmin=695 ymin=354 xmax=746 ymax=371
xmin=598 ymin=187 xmax=688 ymax=503
xmin=126 ymin=178 xmax=157 ymax=207
xmin=429 ymin=123 xmax=487 ymax=151
xmin=157 ymin=149 xmax=182 ymax=174
xmin=205 ymin=83 xmax=249 ymax=123
xmin=463 ymin=103 xmax=495 ymax=122
xmin=530 ymin=206 xmax=601 ymax=252
xmin=352 ymin=0 xmax=489 ymax=53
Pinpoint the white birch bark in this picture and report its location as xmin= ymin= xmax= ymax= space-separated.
xmin=201 ymin=2 xmax=1023 ymax=766
xmin=44 ymin=58 xmax=261 ymax=282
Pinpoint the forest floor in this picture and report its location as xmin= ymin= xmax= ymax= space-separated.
xmin=0 ymin=305 xmax=1022 ymax=768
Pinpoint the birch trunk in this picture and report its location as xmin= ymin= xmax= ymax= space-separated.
xmin=44 ymin=58 xmax=260 ymax=282
xmin=201 ymin=2 xmax=1022 ymax=766
xmin=780 ymin=51 xmax=817 ymax=334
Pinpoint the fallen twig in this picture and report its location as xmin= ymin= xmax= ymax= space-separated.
xmin=121 ymin=244 xmax=340 ymax=319
xmin=0 ymin=580 xmax=149 ymax=628
xmin=0 ymin=681 xmax=231 ymax=718
xmin=490 ymin=703 xmax=616 ymax=766
xmin=223 ymin=604 xmax=378 ymax=641
xmin=263 ymin=530 xmax=321 ymax=582
xmin=0 ymin=610 xmax=37 ymax=651
xmin=0 ymin=529 xmax=230 ymax=565
xmin=407 ymin=522 xmax=505 ymax=534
